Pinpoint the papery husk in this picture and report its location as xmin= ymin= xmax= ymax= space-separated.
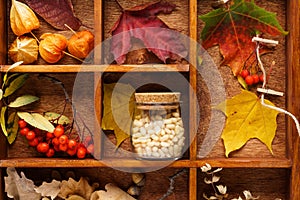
xmin=39 ymin=33 xmax=67 ymax=63
xmin=67 ymin=30 xmax=94 ymax=59
xmin=8 ymin=36 xmax=38 ymax=64
xmin=10 ymin=0 xmax=40 ymax=36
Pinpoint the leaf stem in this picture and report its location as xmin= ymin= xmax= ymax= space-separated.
xmin=63 ymin=51 xmax=85 ymax=63
xmin=64 ymin=24 xmax=77 ymax=35
xmin=115 ymin=0 xmax=124 ymax=11
xmin=30 ymin=31 xmax=40 ymax=44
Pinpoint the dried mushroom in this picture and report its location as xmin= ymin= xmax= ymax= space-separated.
xmin=67 ymin=30 xmax=94 ymax=59
xmin=8 ymin=36 xmax=38 ymax=64
xmin=39 ymin=33 xmax=67 ymax=63
xmin=10 ymin=0 xmax=40 ymax=36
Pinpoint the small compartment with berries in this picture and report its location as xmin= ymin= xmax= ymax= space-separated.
xmin=1 ymin=71 xmax=95 ymax=160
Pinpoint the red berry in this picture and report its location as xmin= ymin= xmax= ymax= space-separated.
xmin=240 ymin=69 xmax=249 ymax=79
xmin=59 ymin=143 xmax=68 ymax=152
xmin=87 ymin=144 xmax=94 ymax=154
xmin=26 ymin=130 xmax=36 ymax=141
xmin=245 ymin=75 xmax=254 ymax=86
xmin=67 ymin=148 xmax=77 ymax=156
xmin=46 ymin=148 xmax=55 ymax=157
xmin=259 ymin=74 xmax=264 ymax=83
xmin=53 ymin=144 xmax=60 ymax=152
xmin=59 ymin=135 xmax=69 ymax=145
xmin=77 ymin=142 xmax=85 ymax=149
xmin=77 ymin=147 xmax=87 ymax=159
xmin=37 ymin=142 xmax=49 ymax=153
xmin=28 ymin=137 xmax=39 ymax=147
xmin=252 ymin=74 xmax=259 ymax=84
xmin=46 ymin=132 xmax=54 ymax=139
xmin=19 ymin=127 xmax=29 ymax=136
xmin=18 ymin=119 xmax=27 ymax=128
xmin=54 ymin=125 xmax=64 ymax=138
xmin=52 ymin=137 xmax=60 ymax=146
xmin=68 ymin=139 xmax=77 ymax=150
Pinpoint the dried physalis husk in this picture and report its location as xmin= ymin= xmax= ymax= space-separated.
xmin=67 ymin=30 xmax=94 ymax=59
xmin=39 ymin=33 xmax=67 ymax=63
xmin=8 ymin=36 xmax=38 ymax=64
xmin=10 ymin=0 xmax=40 ymax=36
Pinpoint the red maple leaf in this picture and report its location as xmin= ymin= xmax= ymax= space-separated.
xmin=199 ymin=0 xmax=287 ymax=75
xmin=110 ymin=1 xmax=188 ymax=64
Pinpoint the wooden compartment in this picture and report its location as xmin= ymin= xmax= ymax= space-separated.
xmin=0 ymin=0 xmax=299 ymax=199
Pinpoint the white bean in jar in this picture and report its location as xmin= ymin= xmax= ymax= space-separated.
xmin=131 ymin=107 xmax=185 ymax=159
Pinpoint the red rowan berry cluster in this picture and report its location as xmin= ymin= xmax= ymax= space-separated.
xmin=240 ymin=69 xmax=264 ymax=86
xmin=18 ymin=119 xmax=94 ymax=159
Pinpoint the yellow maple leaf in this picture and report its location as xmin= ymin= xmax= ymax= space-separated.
xmin=101 ymin=83 xmax=135 ymax=147
xmin=215 ymin=90 xmax=279 ymax=157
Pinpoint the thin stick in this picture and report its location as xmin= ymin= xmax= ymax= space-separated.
xmin=159 ymin=168 xmax=188 ymax=200
xmin=115 ymin=0 xmax=124 ymax=11
xmin=64 ymin=24 xmax=77 ymax=35
xmin=30 ymin=31 xmax=40 ymax=44
xmin=63 ymin=51 xmax=85 ymax=63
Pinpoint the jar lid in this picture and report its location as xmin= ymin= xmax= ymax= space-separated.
xmin=135 ymin=92 xmax=181 ymax=104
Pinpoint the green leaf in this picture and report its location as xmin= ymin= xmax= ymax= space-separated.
xmin=0 ymin=89 xmax=3 ymax=101
xmin=17 ymin=112 xmax=55 ymax=132
xmin=3 ymin=73 xmax=29 ymax=97
xmin=8 ymin=95 xmax=39 ymax=108
xmin=0 ymin=106 xmax=8 ymax=136
xmin=44 ymin=112 xmax=70 ymax=125
xmin=199 ymin=0 xmax=288 ymax=75
xmin=7 ymin=112 xmax=19 ymax=144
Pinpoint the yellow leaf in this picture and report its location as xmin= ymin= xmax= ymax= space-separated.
xmin=101 ymin=83 xmax=135 ymax=147
xmin=215 ymin=90 xmax=279 ymax=157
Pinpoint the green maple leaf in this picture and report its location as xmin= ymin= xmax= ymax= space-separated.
xmin=101 ymin=83 xmax=135 ymax=148
xmin=215 ymin=90 xmax=279 ymax=157
xmin=199 ymin=0 xmax=288 ymax=75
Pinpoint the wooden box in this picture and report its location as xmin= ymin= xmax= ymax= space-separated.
xmin=0 ymin=0 xmax=299 ymax=199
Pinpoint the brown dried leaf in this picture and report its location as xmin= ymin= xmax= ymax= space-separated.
xmin=58 ymin=177 xmax=97 ymax=200
xmin=8 ymin=36 xmax=39 ymax=64
xmin=4 ymin=167 xmax=41 ymax=200
xmin=35 ymin=180 xmax=61 ymax=200
xmin=10 ymin=0 xmax=40 ymax=36
xmin=24 ymin=0 xmax=81 ymax=30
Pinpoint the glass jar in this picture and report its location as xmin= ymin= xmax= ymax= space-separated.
xmin=131 ymin=92 xmax=185 ymax=160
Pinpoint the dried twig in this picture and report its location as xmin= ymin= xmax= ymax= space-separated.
xmin=158 ymin=168 xmax=188 ymax=200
